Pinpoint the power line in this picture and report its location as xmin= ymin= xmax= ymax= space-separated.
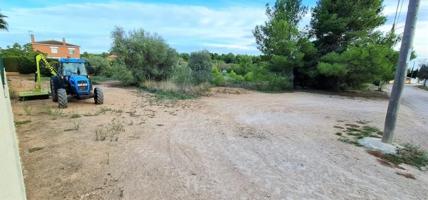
xmin=392 ymin=0 xmax=401 ymax=30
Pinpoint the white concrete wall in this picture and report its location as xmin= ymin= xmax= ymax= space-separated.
xmin=0 ymin=70 xmax=27 ymax=200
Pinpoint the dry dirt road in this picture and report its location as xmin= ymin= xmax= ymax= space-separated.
xmin=10 ymin=75 xmax=428 ymax=200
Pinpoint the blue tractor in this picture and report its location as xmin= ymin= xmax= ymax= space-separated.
xmin=18 ymin=54 xmax=104 ymax=108
xmin=50 ymin=57 xmax=104 ymax=108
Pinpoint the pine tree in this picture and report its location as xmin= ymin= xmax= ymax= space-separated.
xmin=253 ymin=0 xmax=308 ymax=79
xmin=310 ymin=0 xmax=386 ymax=55
xmin=0 ymin=12 xmax=7 ymax=30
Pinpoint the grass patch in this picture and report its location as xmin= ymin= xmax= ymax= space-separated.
xmin=149 ymin=89 xmax=196 ymax=101
xmin=335 ymin=123 xmax=382 ymax=145
xmin=335 ymin=122 xmax=428 ymax=170
xmin=383 ymin=144 xmax=428 ymax=170
xmin=141 ymin=80 xmax=209 ymax=101
xmin=15 ymin=120 xmax=31 ymax=126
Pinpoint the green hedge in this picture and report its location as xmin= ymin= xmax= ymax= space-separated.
xmin=3 ymin=56 xmax=19 ymax=72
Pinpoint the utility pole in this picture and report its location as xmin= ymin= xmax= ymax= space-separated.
xmin=383 ymin=0 xmax=420 ymax=144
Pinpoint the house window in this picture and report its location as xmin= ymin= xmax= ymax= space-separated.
xmin=50 ymin=47 xmax=58 ymax=54
xmin=68 ymin=48 xmax=75 ymax=55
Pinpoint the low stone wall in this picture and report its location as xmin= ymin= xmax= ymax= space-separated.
xmin=0 ymin=63 xmax=27 ymax=199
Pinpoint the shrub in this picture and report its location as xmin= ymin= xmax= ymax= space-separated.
xmin=210 ymin=61 xmax=292 ymax=91
xmin=3 ymin=56 xmax=19 ymax=72
xmin=84 ymin=55 xmax=112 ymax=76
xmin=1 ymin=43 xmax=40 ymax=74
xmin=384 ymin=144 xmax=428 ymax=169
xmin=253 ymin=72 xmax=292 ymax=91
xmin=142 ymin=80 xmax=210 ymax=101
xmin=188 ymin=50 xmax=212 ymax=84
xmin=226 ymin=70 xmax=245 ymax=83
xmin=170 ymin=63 xmax=193 ymax=87
xmin=244 ymin=71 xmax=254 ymax=81
xmin=111 ymin=62 xmax=136 ymax=86
xmin=17 ymin=56 xmax=36 ymax=74
xmin=211 ymin=66 xmax=225 ymax=86
xmin=111 ymin=27 xmax=178 ymax=82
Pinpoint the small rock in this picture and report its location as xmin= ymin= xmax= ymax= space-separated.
xmin=358 ymin=137 xmax=397 ymax=154
xmin=28 ymin=147 xmax=44 ymax=153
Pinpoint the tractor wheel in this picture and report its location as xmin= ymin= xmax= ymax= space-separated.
xmin=57 ymin=88 xmax=68 ymax=108
xmin=50 ymin=79 xmax=58 ymax=102
xmin=94 ymin=87 xmax=104 ymax=105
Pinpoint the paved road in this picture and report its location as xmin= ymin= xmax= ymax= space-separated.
xmin=401 ymin=85 xmax=428 ymax=119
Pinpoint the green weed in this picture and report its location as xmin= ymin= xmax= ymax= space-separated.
xmin=95 ymin=119 xmax=125 ymax=142
xmin=383 ymin=144 xmax=428 ymax=170
xmin=15 ymin=120 xmax=31 ymax=126
xmin=336 ymin=123 xmax=382 ymax=145
xmin=70 ymin=113 xmax=82 ymax=118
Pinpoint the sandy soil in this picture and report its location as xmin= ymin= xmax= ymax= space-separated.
xmin=9 ymin=74 xmax=428 ymax=200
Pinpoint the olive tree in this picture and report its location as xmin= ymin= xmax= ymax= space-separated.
xmin=188 ymin=50 xmax=212 ymax=84
xmin=111 ymin=27 xmax=178 ymax=83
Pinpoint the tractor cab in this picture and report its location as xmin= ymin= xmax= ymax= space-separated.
xmin=59 ymin=58 xmax=88 ymax=77
xmin=57 ymin=58 xmax=93 ymax=97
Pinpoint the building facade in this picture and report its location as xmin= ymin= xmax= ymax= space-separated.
xmin=30 ymin=34 xmax=80 ymax=59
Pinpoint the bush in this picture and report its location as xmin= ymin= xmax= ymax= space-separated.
xmin=17 ymin=56 xmax=36 ymax=74
xmin=84 ymin=55 xmax=112 ymax=76
xmin=211 ymin=66 xmax=225 ymax=86
xmin=384 ymin=144 xmax=428 ymax=169
xmin=3 ymin=56 xmax=19 ymax=72
xmin=188 ymin=50 xmax=212 ymax=84
xmin=226 ymin=70 xmax=244 ymax=83
xmin=142 ymin=80 xmax=210 ymax=101
xmin=252 ymin=72 xmax=292 ymax=91
xmin=1 ymin=43 xmax=40 ymax=74
xmin=210 ymin=61 xmax=292 ymax=91
xmin=244 ymin=71 xmax=254 ymax=81
xmin=111 ymin=27 xmax=178 ymax=82
xmin=170 ymin=63 xmax=193 ymax=87
xmin=111 ymin=62 xmax=136 ymax=86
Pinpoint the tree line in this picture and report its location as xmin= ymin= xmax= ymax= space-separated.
xmin=1 ymin=0 xmax=427 ymax=92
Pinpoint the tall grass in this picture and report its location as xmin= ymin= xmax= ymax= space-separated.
xmin=141 ymin=80 xmax=209 ymax=100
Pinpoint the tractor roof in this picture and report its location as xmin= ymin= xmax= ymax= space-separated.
xmin=59 ymin=58 xmax=86 ymax=63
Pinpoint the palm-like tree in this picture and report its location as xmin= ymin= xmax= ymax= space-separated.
xmin=0 ymin=12 xmax=8 ymax=31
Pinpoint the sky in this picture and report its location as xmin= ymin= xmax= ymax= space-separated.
xmin=0 ymin=0 xmax=427 ymax=64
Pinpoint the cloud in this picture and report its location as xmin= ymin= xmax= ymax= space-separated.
xmin=379 ymin=0 xmax=428 ymax=64
xmin=0 ymin=2 xmax=266 ymax=54
xmin=0 ymin=0 xmax=427 ymax=59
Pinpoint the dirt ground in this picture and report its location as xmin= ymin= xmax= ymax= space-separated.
xmin=9 ymin=74 xmax=428 ymax=200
